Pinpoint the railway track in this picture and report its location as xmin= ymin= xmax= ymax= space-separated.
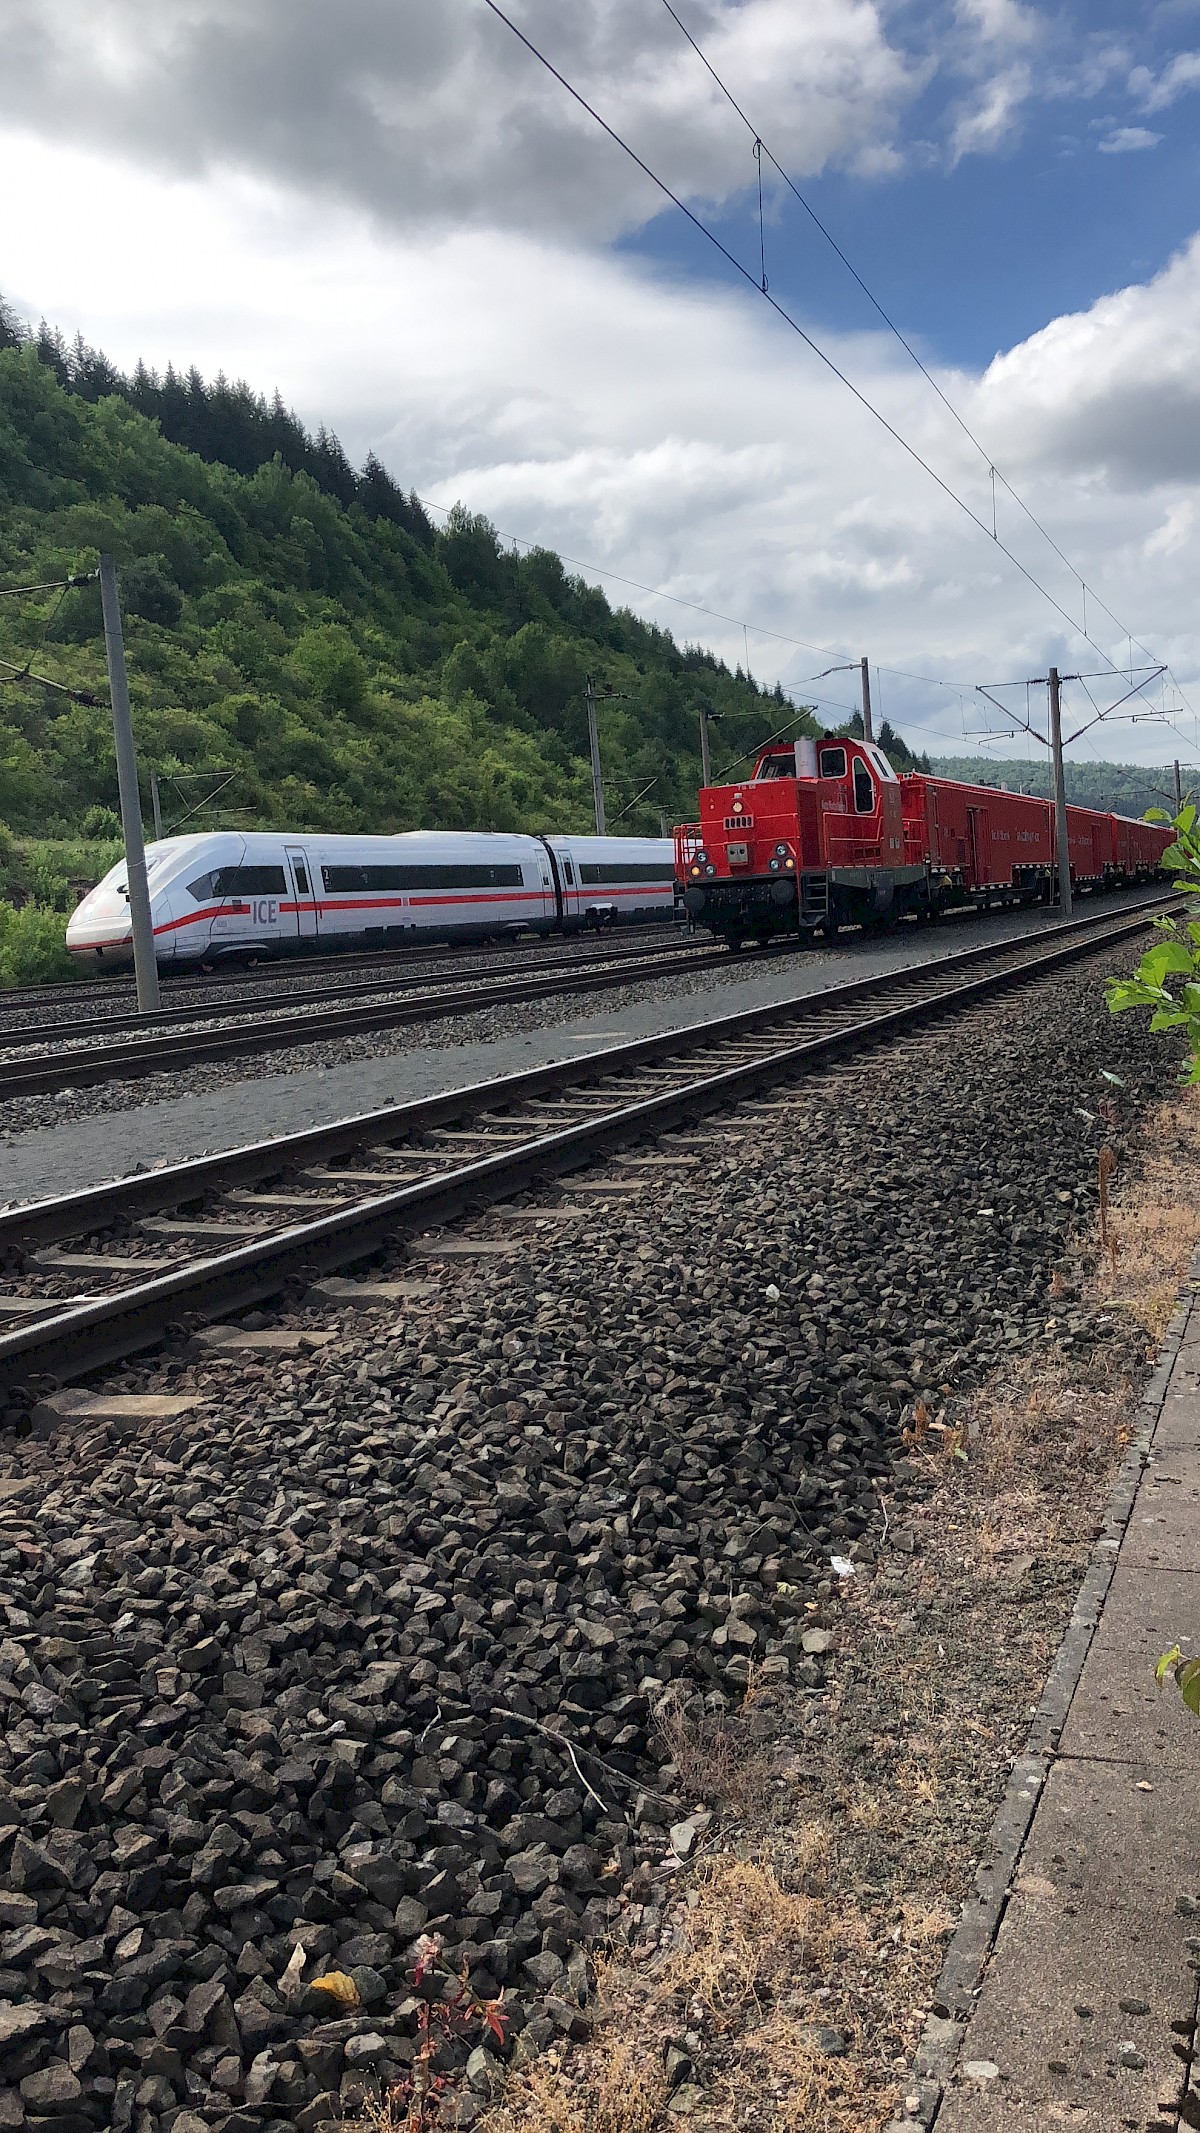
xmin=0 ymin=912 xmax=690 ymax=1019
xmin=0 ymin=921 xmax=689 ymax=1035
xmin=0 ymin=933 xmax=723 ymax=1096
xmin=0 ymin=895 xmax=1172 ymax=1397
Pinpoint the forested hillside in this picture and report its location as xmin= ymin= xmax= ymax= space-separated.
xmin=0 ymin=309 xmax=811 ymax=845
xmin=930 ymin=755 xmax=1187 ymax=818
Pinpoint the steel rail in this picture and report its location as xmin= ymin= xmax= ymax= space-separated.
xmin=0 ymin=887 xmax=1174 ymax=1095
xmin=0 ymin=921 xmax=688 ymax=1019
xmin=0 ymin=932 xmax=711 ymax=1048
xmin=0 ymin=940 xmax=726 ymax=1097
xmin=0 ymin=893 xmax=1171 ymax=1254
xmin=0 ymin=898 xmax=1172 ymax=1394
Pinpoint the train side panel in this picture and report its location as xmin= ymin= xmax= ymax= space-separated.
xmin=542 ymin=836 xmax=677 ymax=928
xmin=901 ymin=775 xmax=1054 ymax=894
xmin=304 ymin=832 xmax=554 ymax=953
xmin=66 ymin=829 xmax=679 ymax=971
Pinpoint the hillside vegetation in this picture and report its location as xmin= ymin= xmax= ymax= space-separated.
xmin=0 ymin=308 xmax=1171 ymax=988
xmin=930 ymin=754 xmax=1186 ymax=819
xmin=0 ymin=312 xmax=811 ymax=853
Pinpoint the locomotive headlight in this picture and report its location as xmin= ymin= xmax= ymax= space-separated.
xmin=775 ymin=843 xmax=789 ymax=857
xmin=768 ymin=857 xmax=781 ymax=872
xmin=784 ymin=857 xmax=795 ymax=870
xmin=704 ymin=863 xmax=716 ymax=877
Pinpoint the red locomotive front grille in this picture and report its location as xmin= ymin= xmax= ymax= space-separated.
xmin=724 ymin=814 xmax=754 ymax=831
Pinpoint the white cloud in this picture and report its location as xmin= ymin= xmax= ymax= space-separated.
xmin=953 ymin=0 xmax=1038 ymax=49
xmin=949 ymin=62 xmax=1033 ymax=161
xmin=1098 ymin=124 xmax=1163 ymax=152
xmin=1130 ymin=49 xmax=1200 ymax=111
xmin=1 ymin=132 xmax=1198 ymax=767
xmin=977 ymin=236 xmax=1200 ymax=491
xmin=0 ymin=0 xmax=927 ymax=242
xmin=1145 ymin=500 xmax=1194 ymax=559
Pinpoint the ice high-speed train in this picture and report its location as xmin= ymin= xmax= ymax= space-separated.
xmin=66 ymin=830 xmax=679 ymax=972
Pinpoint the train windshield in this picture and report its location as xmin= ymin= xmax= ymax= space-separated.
xmin=753 ymin=755 xmax=794 ymax=779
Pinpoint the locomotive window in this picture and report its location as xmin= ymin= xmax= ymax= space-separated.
xmin=210 ymin=866 xmax=288 ymax=897
xmin=320 ymin=863 xmax=524 ymax=893
xmin=292 ymin=863 xmax=310 ymax=895
xmin=819 ymin=747 xmax=847 ymax=778
xmin=853 ymin=762 xmax=875 ymax=814
xmin=753 ymin=756 xmax=793 ymax=779
xmin=578 ymin=863 xmax=675 ymax=885
xmin=561 ymin=861 xmax=575 ymax=884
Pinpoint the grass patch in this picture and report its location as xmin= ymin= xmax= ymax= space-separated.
xmin=473 ymin=1085 xmax=1200 ymax=2133
xmin=0 ymin=828 xmax=122 ymax=987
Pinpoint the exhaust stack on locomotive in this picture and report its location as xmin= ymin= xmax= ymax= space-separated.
xmin=676 ymin=736 xmax=1174 ymax=950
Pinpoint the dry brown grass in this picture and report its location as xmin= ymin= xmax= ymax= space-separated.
xmin=663 ymin=1857 xmax=825 ymax=2028
xmin=653 ymin=1685 xmax=774 ymax=1824
xmin=480 ymin=1849 xmax=894 ymax=2133
xmin=485 ymin=2035 xmax=666 ymax=2133
xmin=1093 ymin=1094 xmax=1200 ymax=1342
xmin=473 ymin=1088 xmax=1200 ymax=2133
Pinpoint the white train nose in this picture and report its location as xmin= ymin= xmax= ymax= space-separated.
xmin=65 ymin=899 xmax=136 ymax=969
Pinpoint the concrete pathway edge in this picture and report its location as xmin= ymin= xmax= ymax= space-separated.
xmin=887 ymin=1252 xmax=1200 ymax=2133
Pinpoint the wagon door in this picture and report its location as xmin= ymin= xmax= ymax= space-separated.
xmin=967 ymin=805 xmax=991 ymax=889
xmin=817 ymin=743 xmax=853 ymax=865
xmin=285 ymin=846 xmax=318 ymax=943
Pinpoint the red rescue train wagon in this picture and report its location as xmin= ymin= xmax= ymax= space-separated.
xmin=675 ymin=735 xmax=1174 ymax=949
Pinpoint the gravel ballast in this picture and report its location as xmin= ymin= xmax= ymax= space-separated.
xmin=0 ymin=899 xmax=1158 ymax=1208
xmin=0 ymin=948 xmax=1179 ymax=2133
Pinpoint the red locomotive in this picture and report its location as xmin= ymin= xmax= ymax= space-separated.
xmin=675 ymin=734 xmax=1175 ymax=949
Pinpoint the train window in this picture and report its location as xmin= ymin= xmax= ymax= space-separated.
xmin=819 ymin=747 xmax=847 ymax=778
xmin=578 ymin=863 xmax=675 ymax=885
xmin=320 ymin=863 xmax=524 ymax=893
xmin=562 ymin=861 xmax=575 ymax=884
xmin=293 ymin=863 xmax=310 ymax=895
xmin=209 ymin=866 xmax=288 ymax=897
xmin=753 ymin=755 xmax=793 ymax=779
xmin=854 ymin=762 xmax=875 ymax=813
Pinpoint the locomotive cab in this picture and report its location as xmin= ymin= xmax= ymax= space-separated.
xmin=676 ymin=734 xmax=925 ymax=946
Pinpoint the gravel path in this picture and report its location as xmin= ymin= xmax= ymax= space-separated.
xmin=0 ymin=900 xmax=1141 ymax=1210
xmin=0 ymin=951 xmax=1178 ymax=2132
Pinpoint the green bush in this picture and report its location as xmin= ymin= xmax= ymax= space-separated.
xmin=1107 ymin=804 xmax=1200 ymax=1083
xmin=0 ymin=901 xmax=75 ymax=987
xmin=81 ymin=805 xmax=122 ymax=839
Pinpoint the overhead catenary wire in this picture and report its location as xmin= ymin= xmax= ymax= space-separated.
xmin=477 ymin=0 xmax=1169 ymax=694
xmin=0 ymin=654 xmax=99 ymax=706
xmin=480 ymin=0 xmax=1199 ymax=745
xmin=655 ymin=0 xmax=1187 ymax=705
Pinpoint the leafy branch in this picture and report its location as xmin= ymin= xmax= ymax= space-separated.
xmin=1106 ymin=804 xmax=1200 ymax=1083
xmin=1156 ymin=1646 xmax=1200 ymax=1718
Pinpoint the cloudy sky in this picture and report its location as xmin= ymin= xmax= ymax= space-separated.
xmin=3 ymin=0 xmax=1200 ymax=770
